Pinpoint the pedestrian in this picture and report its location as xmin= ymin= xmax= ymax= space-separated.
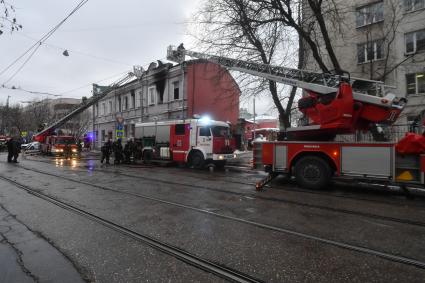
xmin=123 ymin=138 xmax=135 ymax=164
xmin=6 ymin=137 xmax=14 ymax=163
xmin=12 ymin=139 xmax=21 ymax=163
xmin=101 ymin=139 xmax=112 ymax=164
xmin=7 ymin=137 xmax=21 ymax=163
xmin=77 ymin=139 xmax=83 ymax=158
xmin=112 ymin=139 xmax=123 ymax=165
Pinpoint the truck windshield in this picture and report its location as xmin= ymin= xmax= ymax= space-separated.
xmin=56 ymin=138 xmax=74 ymax=145
xmin=211 ymin=126 xmax=230 ymax=137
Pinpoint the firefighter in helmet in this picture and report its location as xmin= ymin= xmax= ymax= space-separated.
xmin=113 ymin=139 xmax=123 ymax=165
xmin=101 ymin=139 xmax=112 ymax=164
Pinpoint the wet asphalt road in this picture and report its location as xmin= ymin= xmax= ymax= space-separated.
xmin=1 ymin=152 xmax=425 ymax=282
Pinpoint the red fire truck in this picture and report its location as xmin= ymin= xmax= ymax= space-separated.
xmin=39 ymin=135 xmax=78 ymax=156
xmin=135 ymin=117 xmax=236 ymax=168
xmin=167 ymin=44 xmax=425 ymax=190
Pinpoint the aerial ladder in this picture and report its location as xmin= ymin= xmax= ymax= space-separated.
xmin=167 ymin=44 xmax=406 ymax=140
xmin=33 ymin=70 xmax=138 ymax=143
xmin=166 ymin=44 xmax=425 ymax=191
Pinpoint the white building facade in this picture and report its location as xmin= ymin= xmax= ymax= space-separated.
xmin=92 ymin=61 xmax=185 ymax=148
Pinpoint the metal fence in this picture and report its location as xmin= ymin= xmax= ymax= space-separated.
xmin=335 ymin=124 xmax=421 ymax=143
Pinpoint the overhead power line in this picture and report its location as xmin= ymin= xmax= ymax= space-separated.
xmin=17 ymin=33 xmax=133 ymax=67
xmin=0 ymin=0 xmax=89 ymax=84
xmin=0 ymin=85 xmax=62 ymax=97
xmin=0 ymin=55 xmax=168 ymax=99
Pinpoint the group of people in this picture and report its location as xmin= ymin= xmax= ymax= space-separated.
xmin=6 ymin=137 xmax=21 ymax=163
xmin=100 ymin=138 xmax=138 ymax=165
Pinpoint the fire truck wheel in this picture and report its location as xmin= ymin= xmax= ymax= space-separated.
xmin=189 ymin=151 xmax=205 ymax=169
xmin=294 ymin=156 xmax=331 ymax=190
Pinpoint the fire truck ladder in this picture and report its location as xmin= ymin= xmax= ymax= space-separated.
xmin=166 ymin=45 xmax=401 ymax=110
xmin=34 ymin=72 xmax=136 ymax=138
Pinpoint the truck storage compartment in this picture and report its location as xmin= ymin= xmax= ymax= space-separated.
xmin=341 ymin=145 xmax=393 ymax=178
xmin=395 ymin=154 xmax=421 ymax=183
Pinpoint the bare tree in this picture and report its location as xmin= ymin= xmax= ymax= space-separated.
xmin=63 ymin=110 xmax=91 ymax=141
xmin=0 ymin=103 xmax=30 ymax=137
xmin=23 ymin=99 xmax=53 ymax=132
xmin=0 ymin=0 xmax=22 ymax=35
xmin=250 ymin=0 xmax=344 ymax=74
xmin=192 ymin=0 xmax=301 ymax=128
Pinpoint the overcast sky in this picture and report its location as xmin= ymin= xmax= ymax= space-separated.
xmin=0 ymin=0 xmax=275 ymax=116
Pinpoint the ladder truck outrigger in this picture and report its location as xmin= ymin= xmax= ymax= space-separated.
xmin=167 ymin=44 xmax=425 ymax=191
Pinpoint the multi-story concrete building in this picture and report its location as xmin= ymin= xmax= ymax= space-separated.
xmin=303 ymin=0 xmax=425 ymax=124
xmin=92 ymin=60 xmax=240 ymax=148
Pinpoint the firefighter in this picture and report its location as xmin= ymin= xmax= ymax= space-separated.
xmin=101 ymin=139 xmax=112 ymax=164
xmin=6 ymin=137 xmax=20 ymax=163
xmin=13 ymin=139 xmax=21 ymax=163
xmin=6 ymin=137 xmax=14 ymax=163
xmin=77 ymin=139 xmax=83 ymax=158
xmin=124 ymin=138 xmax=135 ymax=164
xmin=113 ymin=139 xmax=123 ymax=165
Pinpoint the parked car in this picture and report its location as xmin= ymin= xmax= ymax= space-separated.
xmin=0 ymin=136 xmax=8 ymax=152
xmin=23 ymin=142 xmax=41 ymax=154
xmin=21 ymin=142 xmax=30 ymax=150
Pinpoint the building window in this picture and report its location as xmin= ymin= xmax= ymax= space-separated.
xmin=136 ymin=92 xmax=141 ymax=108
xmin=102 ymin=103 xmax=106 ymax=116
xmin=101 ymin=130 xmax=105 ymax=142
xmin=404 ymin=0 xmax=425 ymax=12
xmin=173 ymin=81 xmax=180 ymax=100
xmin=148 ymin=86 xmax=156 ymax=105
xmin=357 ymin=40 xmax=384 ymax=63
xmin=96 ymin=103 xmax=99 ymax=117
xmin=109 ymin=101 xmax=113 ymax=113
xmin=356 ymin=2 xmax=384 ymax=27
xmin=131 ymin=90 xmax=136 ymax=109
xmin=406 ymin=73 xmax=425 ymax=95
xmin=405 ymin=29 xmax=425 ymax=54
xmin=123 ymin=96 xmax=128 ymax=110
xmin=118 ymin=96 xmax=122 ymax=112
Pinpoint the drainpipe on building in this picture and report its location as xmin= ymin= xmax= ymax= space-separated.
xmin=92 ymin=102 xmax=95 ymax=150
xmin=133 ymin=65 xmax=145 ymax=123
xmin=253 ymin=96 xmax=256 ymax=139
xmin=181 ymin=62 xmax=185 ymax=120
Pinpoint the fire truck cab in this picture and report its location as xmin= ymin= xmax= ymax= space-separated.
xmin=41 ymin=135 xmax=78 ymax=156
xmin=135 ymin=117 xmax=236 ymax=168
